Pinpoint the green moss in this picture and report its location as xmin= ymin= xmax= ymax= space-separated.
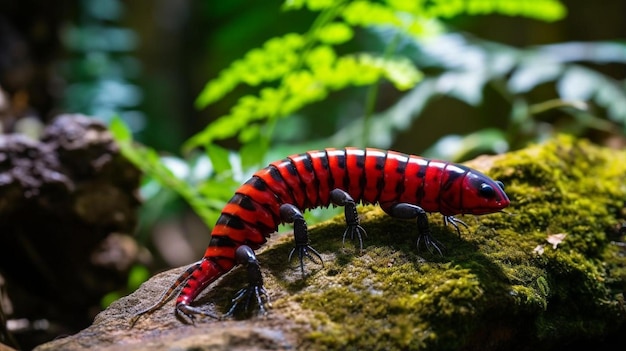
xmin=253 ymin=136 xmax=626 ymax=350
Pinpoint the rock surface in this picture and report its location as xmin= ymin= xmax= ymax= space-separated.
xmin=0 ymin=115 xmax=142 ymax=350
xmin=34 ymin=136 xmax=626 ymax=351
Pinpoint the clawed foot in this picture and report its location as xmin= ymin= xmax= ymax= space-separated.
xmin=176 ymin=284 xmax=271 ymax=322
xmin=224 ymin=284 xmax=271 ymax=318
xmin=342 ymin=224 xmax=367 ymax=251
xmin=444 ymin=215 xmax=469 ymax=237
xmin=416 ymin=233 xmax=445 ymax=256
xmin=176 ymin=304 xmax=220 ymax=324
xmin=288 ymin=244 xmax=323 ymax=276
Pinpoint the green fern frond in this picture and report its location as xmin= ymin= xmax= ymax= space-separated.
xmin=195 ymin=33 xmax=305 ymax=109
xmin=413 ymin=0 xmax=566 ymax=22
xmin=189 ymin=0 xmax=566 ymax=155
xmin=185 ymin=51 xmax=422 ymax=152
xmin=110 ymin=117 xmax=222 ymax=226
xmin=316 ymin=22 xmax=354 ymax=44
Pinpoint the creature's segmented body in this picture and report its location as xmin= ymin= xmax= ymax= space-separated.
xmin=131 ymin=148 xmax=509 ymax=324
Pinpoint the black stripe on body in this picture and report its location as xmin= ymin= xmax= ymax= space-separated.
xmin=249 ymin=176 xmax=268 ymax=191
xmin=267 ymin=164 xmax=296 ymax=205
xmin=209 ymin=235 xmax=237 ymax=247
xmin=394 ymin=155 xmax=407 ymax=197
xmin=372 ymin=150 xmax=388 ymax=204
xmin=230 ymin=193 xmax=256 ymax=211
xmin=416 ymin=159 xmax=430 ymax=203
xmin=216 ymin=213 xmax=245 ymax=229
xmin=338 ymin=152 xmax=349 ymax=191
xmin=356 ymin=150 xmax=367 ymax=200
xmin=288 ymin=157 xmax=309 ymax=209
xmin=304 ymin=152 xmax=320 ymax=206
xmin=322 ymin=150 xmax=334 ymax=192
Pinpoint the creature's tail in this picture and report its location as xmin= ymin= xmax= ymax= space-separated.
xmin=128 ymin=260 xmax=202 ymax=328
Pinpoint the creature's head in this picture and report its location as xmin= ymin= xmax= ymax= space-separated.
xmin=458 ymin=169 xmax=510 ymax=215
xmin=437 ymin=164 xmax=510 ymax=216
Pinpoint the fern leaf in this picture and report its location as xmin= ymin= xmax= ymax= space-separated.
xmin=195 ymin=33 xmax=305 ymax=109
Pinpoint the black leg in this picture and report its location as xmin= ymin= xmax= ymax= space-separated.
xmin=386 ymin=203 xmax=444 ymax=255
xmin=330 ymin=189 xmax=367 ymax=250
xmin=177 ymin=303 xmax=219 ymax=323
xmin=443 ymin=215 xmax=469 ymax=237
xmin=280 ymin=203 xmax=323 ymax=276
xmin=224 ymin=245 xmax=270 ymax=318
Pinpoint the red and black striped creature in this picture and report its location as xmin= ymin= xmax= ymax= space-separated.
xmin=131 ymin=148 xmax=510 ymax=324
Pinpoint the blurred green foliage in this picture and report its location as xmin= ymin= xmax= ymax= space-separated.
xmin=62 ymin=0 xmax=144 ymax=130
xmin=367 ymin=35 xmax=626 ymax=160
xmin=112 ymin=117 xmax=228 ymax=227
xmin=186 ymin=0 xmax=567 ymax=159
xmin=111 ymin=0 xmax=622 ymax=233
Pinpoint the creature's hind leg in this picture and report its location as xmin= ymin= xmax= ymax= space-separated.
xmin=224 ymin=245 xmax=271 ymax=318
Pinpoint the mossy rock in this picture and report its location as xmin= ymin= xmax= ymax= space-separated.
xmin=34 ymin=136 xmax=626 ymax=351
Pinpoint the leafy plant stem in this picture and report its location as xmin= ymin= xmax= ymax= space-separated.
xmin=528 ymin=99 xmax=588 ymax=115
xmin=295 ymin=2 xmax=346 ymax=70
xmin=487 ymin=78 xmax=527 ymax=146
xmin=265 ymin=2 xmax=346 ymax=147
xmin=362 ymin=31 xmax=402 ymax=147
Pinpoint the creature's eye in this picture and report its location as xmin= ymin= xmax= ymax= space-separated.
xmin=496 ymin=181 xmax=505 ymax=190
xmin=479 ymin=183 xmax=496 ymax=198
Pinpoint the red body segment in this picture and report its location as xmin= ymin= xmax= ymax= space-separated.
xmin=171 ymin=148 xmax=509 ymax=308
xmin=378 ymin=150 xmax=408 ymax=205
xmin=177 ymin=258 xmax=230 ymax=306
xmin=288 ymin=153 xmax=318 ymax=208
xmin=307 ymin=150 xmax=332 ymax=206
xmin=398 ymin=156 xmax=427 ymax=206
xmin=345 ymin=148 xmax=366 ymax=201
xmin=326 ymin=148 xmax=347 ymax=194
xmin=362 ymin=148 xmax=387 ymax=204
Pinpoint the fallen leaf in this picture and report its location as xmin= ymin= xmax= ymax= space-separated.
xmin=547 ymin=233 xmax=567 ymax=249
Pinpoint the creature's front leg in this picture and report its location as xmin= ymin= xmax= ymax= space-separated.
xmin=383 ymin=203 xmax=444 ymax=255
